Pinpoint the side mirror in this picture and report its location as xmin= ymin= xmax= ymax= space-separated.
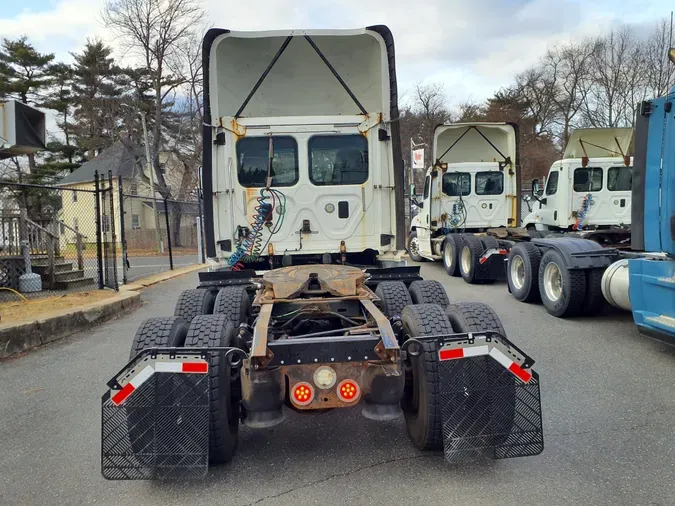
xmin=531 ymin=179 xmax=540 ymax=195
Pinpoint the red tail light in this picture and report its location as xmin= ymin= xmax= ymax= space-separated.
xmin=337 ymin=379 xmax=360 ymax=403
xmin=291 ymin=382 xmax=314 ymax=406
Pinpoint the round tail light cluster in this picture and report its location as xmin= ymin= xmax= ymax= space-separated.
xmin=337 ymin=379 xmax=360 ymax=402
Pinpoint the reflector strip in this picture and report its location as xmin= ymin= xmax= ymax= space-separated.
xmin=112 ymin=383 xmax=135 ymax=406
xmin=489 ymin=347 xmax=513 ymax=369
xmin=155 ymin=362 xmax=182 ymax=373
xmin=509 ymin=362 xmax=533 ymax=383
xmin=130 ymin=365 xmax=154 ymax=388
xmin=182 ymin=361 xmax=208 ymax=374
xmin=437 ymin=342 xmax=532 ymax=384
xmin=439 ymin=348 xmax=464 ymax=360
xmin=490 ymin=347 xmax=532 ymax=383
xmin=439 ymin=345 xmax=489 ymax=360
xmin=110 ymin=360 xmax=209 ymax=406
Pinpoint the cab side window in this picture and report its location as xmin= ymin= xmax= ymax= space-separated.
xmin=573 ymin=167 xmax=603 ymax=192
xmin=423 ymin=176 xmax=431 ymax=199
xmin=545 ymin=171 xmax=559 ymax=195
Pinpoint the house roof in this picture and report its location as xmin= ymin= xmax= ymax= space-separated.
xmin=58 ymin=140 xmax=144 ymax=185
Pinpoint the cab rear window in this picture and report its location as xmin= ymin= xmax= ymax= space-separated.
xmin=607 ymin=166 xmax=632 ymax=191
xmin=236 ymin=136 xmax=298 ymax=187
xmin=309 ymin=135 xmax=368 ymax=186
xmin=442 ymin=173 xmax=471 ymax=196
xmin=475 ymin=172 xmax=504 ymax=195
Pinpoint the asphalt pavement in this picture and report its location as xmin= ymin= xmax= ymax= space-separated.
xmin=1 ymin=262 xmax=673 ymax=505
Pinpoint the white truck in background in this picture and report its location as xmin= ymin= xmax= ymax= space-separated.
xmin=407 ymin=122 xmax=520 ymax=277
xmin=523 ymin=127 xmax=633 ymax=242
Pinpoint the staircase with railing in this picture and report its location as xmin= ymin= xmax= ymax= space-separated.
xmin=0 ymin=209 xmax=96 ymax=292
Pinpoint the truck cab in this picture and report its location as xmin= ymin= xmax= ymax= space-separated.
xmin=202 ymin=28 xmax=405 ymax=268
xmin=523 ymin=128 xmax=634 ymax=232
xmin=409 ymin=122 xmax=519 ymax=259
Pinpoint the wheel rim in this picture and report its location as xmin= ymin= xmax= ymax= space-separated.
xmin=460 ymin=246 xmax=471 ymax=274
xmin=510 ymin=255 xmax=526 ymax=290
xmin=543 ymin=262 xmax=563 ymax=302
xmin=444 ymin=242 xmax=454 ymax=268
xmin=409 ymin=237 xmax=420 ymax=258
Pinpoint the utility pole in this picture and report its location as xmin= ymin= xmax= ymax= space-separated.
xmin=140 ymin=111 xmax=163 ymax=254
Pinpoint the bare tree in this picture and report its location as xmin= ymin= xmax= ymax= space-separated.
xmin=413 ymin=82 xmax=453 ymax=167
xmin=582 ymin=26 xmax=637 ymax=128
xmin=516 ymin=65 xmax=558 ymax=139
xmin=643 ymin=18 xmax=675 ymax=97
xmin=542 ymin=40 xmax=597 ymax=146
xmin=102 ymin=0 xmax=206 ymax=196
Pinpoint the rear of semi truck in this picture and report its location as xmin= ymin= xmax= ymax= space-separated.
xmin=100 ymin=28 xmax=543 ymax=481
xmin=202 ymin=28 xmax=406 ymax=269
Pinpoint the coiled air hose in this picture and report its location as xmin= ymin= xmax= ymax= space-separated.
xmin=228 ymin=188 xmax=287 ymax=271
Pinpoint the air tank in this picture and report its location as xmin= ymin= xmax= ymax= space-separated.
xmin=601 ymin=259 xmax=631 ymax=311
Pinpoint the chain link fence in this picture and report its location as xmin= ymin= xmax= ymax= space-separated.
xmin=0 ymin=172 xmax=205 ymax=303
xmin=118 ymin=179 xmax=204 ymax=284
xmin=0 ymin=174 xmax=116 ymax=302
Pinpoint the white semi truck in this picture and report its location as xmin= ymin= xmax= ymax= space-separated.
xmin=407 ymin=122 xmax=520 ymax=274
xmin=99 ymin=27 xmax=544 ymax=481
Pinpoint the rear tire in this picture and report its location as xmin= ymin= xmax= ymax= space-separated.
xmin=401 ymin=304 xmax=453 ymax=451
xmin=407 ymin=231 xmax=425 ymax=262
xmin=375 ymin=281 xmax=413 ymax=318
xmin=442 ymin=235 xmax=462 ymax=277
xmin=129 ymin=316 xmax=188 ymax=361
xmin=582 ymin=268 xmax=606 ymax=316
xmin=213 ymin=285 xmax=251 ymax=327
xmin=538 ymin=249 xmax=586 ymax=317
xmin=408 ymin=280 xmax=450 ymax=309
xmin=507 ymin=243 xmax=542 ymax=303
xmin=174 ymin=289 xmax=216 ymax=324
xmin=185 ymin=315 xmax=239 ymax=466
xmin=458 ymin=235 xmax=491 ymax=284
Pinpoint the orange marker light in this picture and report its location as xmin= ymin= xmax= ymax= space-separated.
xmin=336 ymin=379 xmax=360 ymax=403
xmin=291 ymin=382 xmax=314 ymax=406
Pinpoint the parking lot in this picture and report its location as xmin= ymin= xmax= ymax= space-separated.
xmin=1 ymin=262 xmax=673 ymax=506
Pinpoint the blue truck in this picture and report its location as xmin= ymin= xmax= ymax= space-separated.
xmin=626 ymin=77 xmax=675 ymax=345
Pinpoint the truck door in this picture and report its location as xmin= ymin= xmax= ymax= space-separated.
xmin=537 ymin=165 xmax=564 ymax=227
xmin=474 ymin=170 xmax=507 ymax=227
xmin=416 ymin=174 xmax=434 ymax=257
xmin=604 ymin=165 xmax=632 ymax=225
xmin=571 ymin=166 xmax=604 ymax=228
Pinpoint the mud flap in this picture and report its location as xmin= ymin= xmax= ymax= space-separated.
xmin=101 ymin=353 xmax=211 ymax=480
xmin=427 ymin=333 xmax=543 ymax=462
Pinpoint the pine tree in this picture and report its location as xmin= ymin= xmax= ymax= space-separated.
xmin=70 ymin=39 xmax=127 ymax=159
xmin=41 ymin=63 xmax=82 ymax=176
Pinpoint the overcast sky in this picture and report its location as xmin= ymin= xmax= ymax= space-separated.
xmin=1 ymin=0 xmax=672 ymax=108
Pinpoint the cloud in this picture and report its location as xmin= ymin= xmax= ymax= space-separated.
xmin=0 ymin=0 xmax=672 ymax=105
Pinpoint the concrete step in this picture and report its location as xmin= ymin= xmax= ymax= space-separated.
xmin=52 ymin=277 xmax=96 ymax=290
xmin=54 ymin=269 xmax=85 ymax=282
xmin=32 ymin=262 xmax=74 ymax=274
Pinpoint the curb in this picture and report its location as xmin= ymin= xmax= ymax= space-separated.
xmin=0 ymin=291 xmax=141 ymax=359
xmin=119 ymin=264 xmax=207 ymax=291
xmin=0 ymin=264 xmax=206 ymax=359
